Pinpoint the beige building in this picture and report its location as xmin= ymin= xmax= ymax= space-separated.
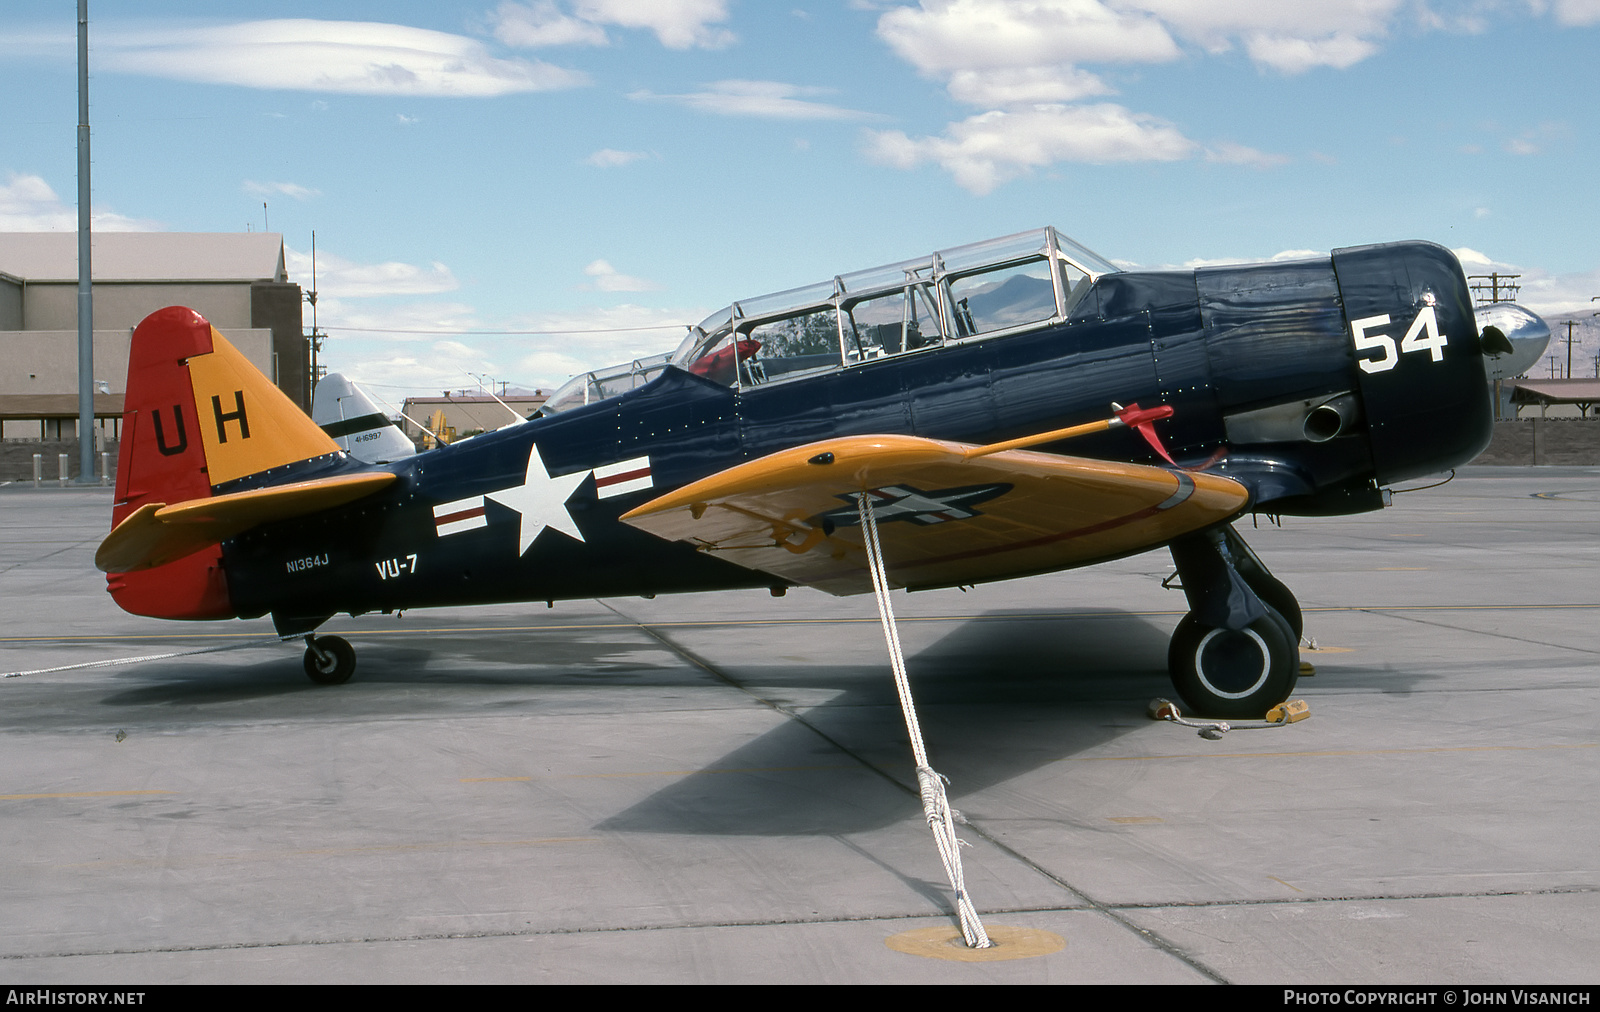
xmin=0 ymin=232 xmax=305 ymax=444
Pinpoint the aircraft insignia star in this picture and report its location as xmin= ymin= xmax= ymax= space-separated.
xmin=817 ymin=483 xmax=1012 ymax=528
xmin=486 ymin=443 xmax=588 ymax=553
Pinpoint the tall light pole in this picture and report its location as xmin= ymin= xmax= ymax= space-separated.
xmin=75 ymin=0 xmax=95 ymax=483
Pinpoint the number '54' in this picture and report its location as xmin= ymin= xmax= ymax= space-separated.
xmin=1350 ymin=306 xmax=1447 ymax=374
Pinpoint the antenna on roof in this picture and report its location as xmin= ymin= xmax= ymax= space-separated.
xmin=468 ymin=373 xmax=528 ymax=425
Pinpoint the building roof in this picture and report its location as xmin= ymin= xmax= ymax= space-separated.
xmin=402 ymin=394 xmax=548 ymax=405
xmin=0 ymin=232 xmax=287 ymax=283
xmin=1511 ymin=379 xmax=1600 ymax=404
xmin=0 ymin=393 xmax=125 ymax=419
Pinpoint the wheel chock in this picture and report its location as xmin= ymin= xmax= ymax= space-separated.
xmin=1148 ymin=697 xmax=1311 ymax=739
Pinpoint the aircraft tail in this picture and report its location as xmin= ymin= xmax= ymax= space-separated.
xmin=106 ymin=306 xmax=343 ymax=619
xmin=312 ymin=373 xmax=417 ymax=464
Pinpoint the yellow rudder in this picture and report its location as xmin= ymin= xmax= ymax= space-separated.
xmin=184 ymin=328 xmax=339 ymax=486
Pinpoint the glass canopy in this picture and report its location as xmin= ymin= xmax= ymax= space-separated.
xmin=542 ymin=227 xmax=1116 ymax=414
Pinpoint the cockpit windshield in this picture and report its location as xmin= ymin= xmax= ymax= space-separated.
xmin=542 ymin=227 xmax=1115 ymax=414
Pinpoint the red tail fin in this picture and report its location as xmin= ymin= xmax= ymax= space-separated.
xmin=107 ymin=307 xmax=339 ymax=620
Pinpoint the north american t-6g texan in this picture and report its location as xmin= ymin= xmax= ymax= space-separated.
xmin=96 ymin=226 xmax=1539 ymax=720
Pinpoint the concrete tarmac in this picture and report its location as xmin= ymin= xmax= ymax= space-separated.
xmin=0 ymin=468 xmax=1596 ymax=984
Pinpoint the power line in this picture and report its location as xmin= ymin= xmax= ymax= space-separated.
xmin=320 ymin=324 xmax=690 ymax=336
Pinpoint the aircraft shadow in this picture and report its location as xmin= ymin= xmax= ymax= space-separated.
xmin=92 ymin=626 xmax=706 ymax=708
xmin=596 ymin=608 xmax=1180 ymax=837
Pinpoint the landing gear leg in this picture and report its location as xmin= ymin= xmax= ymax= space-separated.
xmin=303 ymin=634 xmax=356 ymax=685
xmin=1222 ymin=526 xmax=1302 ymax=641
xmin=1166 ymin=527 xmax=1299 ymax=719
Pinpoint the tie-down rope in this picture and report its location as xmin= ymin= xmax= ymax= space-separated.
xmin=857 ymin=493 xmax=992 ymax=949
xmin=2 ymin=635 xmax=301 ymax=679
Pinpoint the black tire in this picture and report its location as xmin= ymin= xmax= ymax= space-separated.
xmin=303 ymin=635 xmax=356 ymax=685
xmin=1168 ymin=610 xmax=1298 ymax=719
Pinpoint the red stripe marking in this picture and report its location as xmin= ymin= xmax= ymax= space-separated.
xmin=595 ymin=466 xmax=650 ymax=488
xmin=435 ymin=506 xmax=486 ymax=526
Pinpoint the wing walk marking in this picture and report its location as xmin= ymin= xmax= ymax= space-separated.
xmin=433 ymin=495 xmax=488 ymax=536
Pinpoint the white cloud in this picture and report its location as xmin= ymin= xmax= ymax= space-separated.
xmin=1173 ymin=249 xmax=1328 ymax=269
xmin=1239 ymin=31 xmax=1378 ymax=73
xmin=580 ymin=259 xmax=663 ymax=292
xmin=1501 ymin=121 xmax=1567 ymax=156
xmin=878 ymin=0 xmax=1413 ymax=91
xmin=1450 ymin=249 xmax=1600 ymax=321
xmin=574 ymin=0 xmax=735 ymax=49
xmin=0 ymin=172 xmax=161 ymax=231
xmin=584 ymin=148 xmax=651 ymax=167
xmin=490 ymin=0 xmax=735 ymax=50
xmin=97 ymin=20 xmax=588 ymax=97
xmin=633 ymin=80 xmax=872 ymax=120
xmin=863 ymin=103 xmax=1195 ymax=194
xmin=285 ymin=246 xmax=458 ymax=298
xmin=507 ymin=304 xmax=702 ymax=386
xmin=492 ymin=1 xmax=610 ymax=47
xmin=946 ymin=65 xmax=1112 ymax=105
xmin=243 ymin=180 xmax=320 ymax=201
xmin=1550 ymin=0 xmax=1600 ymax=26
xmin=1119 ymin=0 xmax=1400 ymax=71
xmin=1203 ymin=140 xmax=1290 ymax=168
xmin=879 ymin=1 xmax=1179 ymax=74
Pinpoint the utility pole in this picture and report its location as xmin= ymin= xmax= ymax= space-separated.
xmin=75 ymin=0 xmax=95 ymax=484
xmin=305 ymin=230 xmax=325 ymax=403
xmin=1467 ymin=272 xmax=1521 ymax=304
xmin=1558 ymin=320 xmax=1579 ymax=379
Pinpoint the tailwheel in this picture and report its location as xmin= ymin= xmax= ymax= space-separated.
xmin=1168 ymin=609 xmax=1298 ymax=719
xmin=303 ymin=634 xmax=356 ymax=685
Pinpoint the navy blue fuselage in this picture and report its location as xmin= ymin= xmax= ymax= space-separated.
xmin=222 ymin=241 xmax=1494 ymax=629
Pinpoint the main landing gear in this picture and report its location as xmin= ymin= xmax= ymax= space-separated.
xmin=1165 ymin=526 xmax=1301 ymax=720
xmin=303 ymin=634 xmax=356 ymax=685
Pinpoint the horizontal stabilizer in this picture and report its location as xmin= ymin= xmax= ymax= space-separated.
xmin=97 ymin=471 xmax=396 ymax=573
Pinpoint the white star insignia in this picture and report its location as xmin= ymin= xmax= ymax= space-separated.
xmin=487 ymin=443 xmax=588 ymax=554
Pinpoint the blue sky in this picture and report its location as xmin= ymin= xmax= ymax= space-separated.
xmin=4 ymin=1 xmax=1599 ymax=397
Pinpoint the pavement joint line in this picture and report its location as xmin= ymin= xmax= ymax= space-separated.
xmin=597 ymin=598 xmax=1234 ymax=985
xmin=10 ymin=885 xmax=1590 ymax=965
xmin=461 ymin=765 xmax=860 ymax=781
xmin=57 ymin=837 xmax=603 ymax=870
xmin=1 ymin=789 xmax=176 ymax=800
xmin=1064 ymin=742 xmax=1598 ymax=762
xmin=1354 ymin=607 xmax=1600 ymax=655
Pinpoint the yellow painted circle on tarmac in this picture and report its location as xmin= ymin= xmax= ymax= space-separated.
xmin=885 ymin=925 xmax=1064 ymax=962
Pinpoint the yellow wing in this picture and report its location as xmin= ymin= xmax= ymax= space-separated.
xmin=621 ymin=433 xmax=1248 ymax=596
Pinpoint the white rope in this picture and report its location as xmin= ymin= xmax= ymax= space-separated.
xmin=2 ymin=635 xmax=301 ymax=679
xmin=857 ymin=493 xmax=992 ymax=949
